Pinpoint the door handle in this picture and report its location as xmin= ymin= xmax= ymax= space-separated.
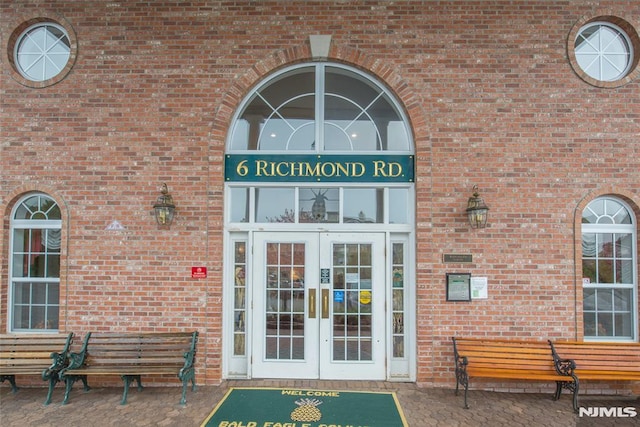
xmin=309 ymin=288 xmax=316 ymax=318
xmin=322 ymin=289 xmax=329 ymax=319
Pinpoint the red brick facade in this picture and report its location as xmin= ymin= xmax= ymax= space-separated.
xmin=1 ymin=1 xmax=639 ymax=394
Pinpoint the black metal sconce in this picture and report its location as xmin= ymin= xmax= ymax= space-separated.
xmin=466 ymin=185 xmax=489 ymax=229
xmin=153 ymin=183 xmax=176 ymax=226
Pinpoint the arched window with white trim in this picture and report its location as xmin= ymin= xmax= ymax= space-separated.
xmin=582 ymin=197 xmax=638 ymax=341
xmin=9 ymin=194 xmax=61 ymax=332
xmin=229 ymin=64 xmax=411 ymax=152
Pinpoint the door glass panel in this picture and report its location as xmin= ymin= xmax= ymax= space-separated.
xmin=331 ymin=242 xmax=373 ymax=361
xmin=264 ymin=242 xmax=306 ymax=360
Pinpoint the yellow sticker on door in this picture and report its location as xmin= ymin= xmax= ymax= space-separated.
xmin=359 ymin=290 xmax=372 ymax=305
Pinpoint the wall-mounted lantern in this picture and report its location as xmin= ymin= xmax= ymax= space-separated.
xmin=466 ymin=185 xmax=489 ymax=229
xmin=153 ymin=183 xmax=176 ymax=227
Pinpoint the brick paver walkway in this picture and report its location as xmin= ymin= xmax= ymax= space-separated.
xmin=1 ymin=380 xmax=638 ymax=426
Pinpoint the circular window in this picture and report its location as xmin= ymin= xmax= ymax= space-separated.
xmin=15 ymin=23 xmax=71 ymax=81
xmin=8 ymin=17 xmax=77 ymax=88
xmin=568 ymin=16 xmax=640 ymax=88
xmin=575 ymin=22 xmax=633 ymax=82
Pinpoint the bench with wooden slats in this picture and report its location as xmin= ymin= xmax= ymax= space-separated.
xmin=59 ymin=331 xmax=198 ymax=405
xmin=452 ymin=337 xmax=578 ymax=411
xmin=0 ymin=333 xmax=74 ymax=404
xmin=549 ymin=340 xmax=640 ymax=408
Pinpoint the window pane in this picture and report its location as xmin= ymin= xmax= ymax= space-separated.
xmin=14 ymin=282 xmax=31 ymax=304
xmin=255 ymin=188 xmax=294 ymax=222
xmin=389 ymin=188 xmax=409 ymax=224
xmin=614 ymin=288 xmax=632 ymax=311
xmin=584 ymin=311 xmax=596 ymax=336
xmin=582 ymin=259 xmax=596 ymax=283
xmin=597 ymin=234 xmax=613 ymax=257
xmin=616 ymin=260 xmax=633 ymax=284
xmin=299 ymin=188 xmax=339 ymax=223
xmin=597 ymin=259 xmax=614 ymax=283
xmin=616 ymin=234 xmax=633 ymax=257
xmin=343 ymin=188 xmax=383 ymax=223
xmin=237 ymin=67 xmax=315 ymax=151
xmin=597 ymin=289 xmax=612 ymax=310
xmin=583 ymin=288 xmax=596 ymax=310
xmin=582 ymin=233 xmax=597 ymax=257
xmin=614 ymin=313 xmax=632 ymax=337
xmin=596 ymin=312 xmax=613 ymax=337
xmin=48 ymin=283 xmax=59 ymax=305
xmin=32 ymin=283 xmax=47 ymax=304
xmin=261 ymin=117 xmax=315 ymax=151
xmin=13 ymin=304 xmax=29 ymax=330
xmin=229 ymin=187 xmax=249 ymax=222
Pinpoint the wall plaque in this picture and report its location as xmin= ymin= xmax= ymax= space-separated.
xmin=443 ymin=253 xmax=473 ymax=263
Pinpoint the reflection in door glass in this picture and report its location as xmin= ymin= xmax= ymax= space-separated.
xmin=392 ymin=242 xmax=405 ymax=358
xmin=256 ymin=188 xmax=295 ymax=223
xmin=343 ymin=189 xmax=383 ymax=223
xmin=332 ymin=243 xmax=373 ymax=361
xmin=299 ymin=188 xmax=339 ymax=223
xmin=233 ymin=241 xmax=247 ymax=355
xmin=264 ymin=242 xmax=305 ymax=360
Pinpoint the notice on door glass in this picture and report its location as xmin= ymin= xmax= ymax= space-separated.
xmin=346 ymin=273 xmax=359 ymax=283
xmin=321 ymin=268 xmax=330 ymax=284
xmin=359 ymin=290 xmax=372 ymax=305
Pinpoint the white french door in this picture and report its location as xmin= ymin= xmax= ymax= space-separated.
xmin=251 ymin=232 xmax=386 ymax=379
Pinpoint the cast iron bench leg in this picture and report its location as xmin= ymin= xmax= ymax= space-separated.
xmin=121 ymin=375 xmax=143 ymax=405
xmin=62 ymin=375 xmax=90 ymax=405
xmin=0 ymin=375 xmax=19 ymax=393
xmin=44 ymin=376 xmax=59 ymax=405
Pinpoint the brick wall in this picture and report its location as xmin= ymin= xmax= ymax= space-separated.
xmin=1 ymin=1 xmax=639 ymax=392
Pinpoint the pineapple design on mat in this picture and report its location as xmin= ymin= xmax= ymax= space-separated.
xmin=290 ymin=398 xmax=323 ymax=422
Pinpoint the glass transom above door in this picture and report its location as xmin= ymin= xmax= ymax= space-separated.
xmin=228 ymin=186 xmax=412 ymax=225
xmin=251 ymin=232 xmax=386 ymax=380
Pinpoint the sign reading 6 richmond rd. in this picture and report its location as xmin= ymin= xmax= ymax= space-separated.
xmin=225 ymin=154 xmax=414 ymax=183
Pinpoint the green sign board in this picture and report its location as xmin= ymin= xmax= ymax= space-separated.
xmin=225 ymin=154 xmax=414 ymax=183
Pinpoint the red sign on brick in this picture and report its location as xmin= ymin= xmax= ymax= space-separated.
xmin=191 ymin=266 xmax=207 ymax=279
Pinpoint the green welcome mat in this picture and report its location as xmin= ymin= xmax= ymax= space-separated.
xmin=201 ymin=387 xmax=408 ymax=427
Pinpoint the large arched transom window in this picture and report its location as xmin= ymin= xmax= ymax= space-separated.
xmin=9 ymin=194 xmax=61 ymax=332
xmin=229 ymin=64 xmax=412 ymax=152
xmin=582 ymin=197 xmax=638 ymax=341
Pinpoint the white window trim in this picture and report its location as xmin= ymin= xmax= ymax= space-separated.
xmin=581 ymin=198 xmax=638 ymax=342
xmin=8 ymin=195 xmax=62 ymax=333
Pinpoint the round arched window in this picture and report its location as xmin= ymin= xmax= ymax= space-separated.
xmin=228 ymin=63 xmax=412 ymax=153
xmin=10 ymin=194 xmax=62 ymax=331
xmin=581 ymin=197 xmax=637 ymax=340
